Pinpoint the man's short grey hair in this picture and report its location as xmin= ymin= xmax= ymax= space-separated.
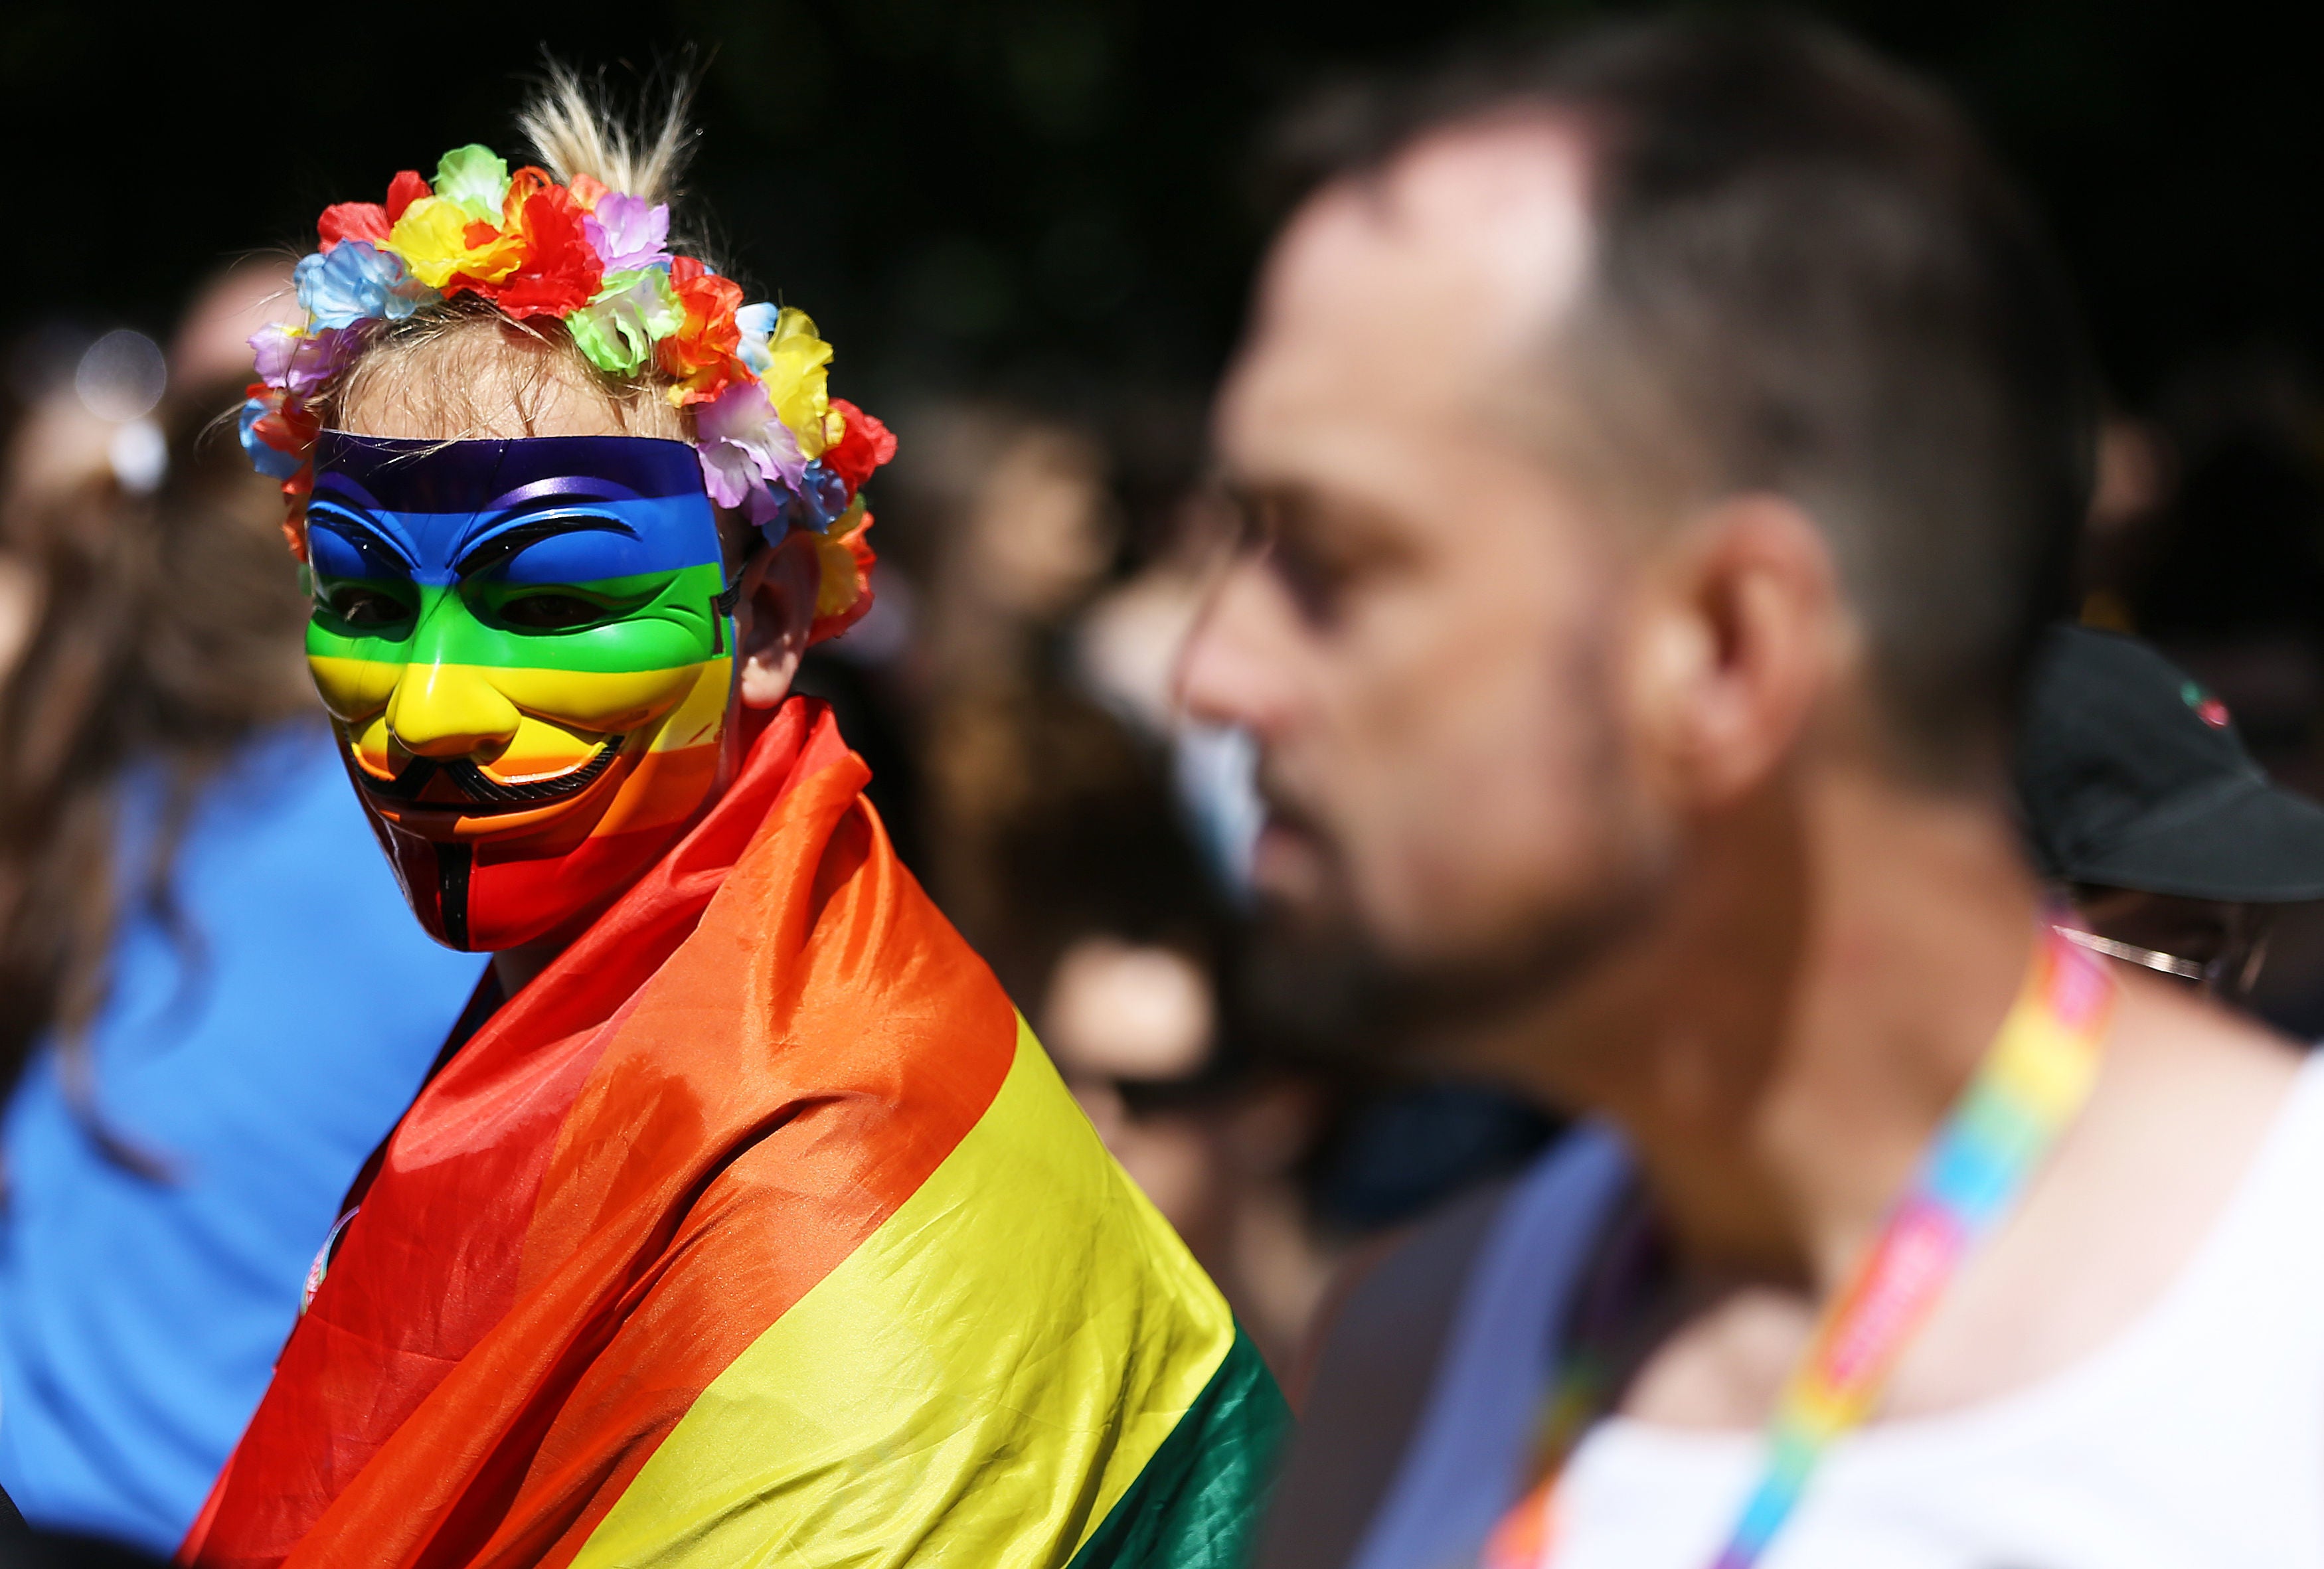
xmin=1278 ymin=17 xmax=2097 ymax=780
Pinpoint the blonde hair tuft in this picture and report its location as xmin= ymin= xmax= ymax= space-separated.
xmin=518 ymin=62 xmax=697 ymax=207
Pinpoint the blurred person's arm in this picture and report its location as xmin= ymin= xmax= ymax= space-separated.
xmin=1255 ymin=1178 xmax=1516 ymax=1569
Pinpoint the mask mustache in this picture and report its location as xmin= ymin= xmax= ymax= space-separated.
xmin=368 ymin=734 xmax=628 ymax=809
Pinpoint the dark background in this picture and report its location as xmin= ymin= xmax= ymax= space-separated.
xmin=14 ymin=0 xmax=2324 ymax=1031
xmin=6 ymin=0 xmax=2324 ymax=1337
xmin=7 ymin=0 xmax=2322 ymax=438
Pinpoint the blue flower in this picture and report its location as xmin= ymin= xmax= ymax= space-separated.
xmin=294 ymin=241 xmax=426 ymax=330
xmin=238 ymin=396 xmax=304 ymax=479
xmin=788 ymin=461 xmax=852 ymax=533
xmin=734 ymin=302 xmax=779 ymax=375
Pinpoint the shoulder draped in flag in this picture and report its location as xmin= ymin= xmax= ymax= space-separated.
xmin=183 ymin=697 xmax=1286 ymax=1569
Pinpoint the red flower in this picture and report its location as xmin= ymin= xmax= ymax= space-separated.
xmin=449 ymin=170 xmax=604 ymax=319
xmin=244 ymin=382 xmax=321 ymax=530
xmin=317 ymin=202 xmax=390 ymax=253
xmin=823 ymin=400 xmax=898 ymax=491
xmin=244 ymin=382 xmax=321 ymax=459
xmin=385 ymin=170 xmax=430 ymax=222
xmin=656 ymin=256 xmax=748 ymax=405
xmin=503 ymin=183 xmax=605 ymax=319
xmin=499 ymin=166 xmax=555 ymax=222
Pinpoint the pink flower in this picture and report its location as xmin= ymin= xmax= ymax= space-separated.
xmin=693 ymin=380 xmax=805 ymax=517
xmin=583 ymin=193 xmax=672 ymax=272
xmin=249 ymin=324 xmax=358 ymax=397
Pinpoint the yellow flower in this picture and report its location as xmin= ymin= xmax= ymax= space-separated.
xmin=815 ymin=496 xmax=869 ymax=618
xmin=387 ymin=196 xmax=525 ymax=290
xmin=762 ymin=307 xmax=834 ymax=459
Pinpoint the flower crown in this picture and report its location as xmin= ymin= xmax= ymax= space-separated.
xmin=239 ymin=143 xmax=896 ymax=640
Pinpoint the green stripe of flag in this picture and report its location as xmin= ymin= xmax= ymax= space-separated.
xmin=1067 ymin=1326 xmax=1290 ymax=1569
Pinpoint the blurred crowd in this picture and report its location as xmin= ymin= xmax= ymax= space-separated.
xmin=9 ymin=15 xmax=2324 ymax=1567
xmin=786 ymin=390 xmax=1563 ymax=1379
xmin=0 ymin=258 xmax=1560 ymax=1565
xmin=0 ymin=262 xmax=1562 ymax=1474
xmin=708 ymin=291 xmax=2324 ymax=1386
xmin=15 ymin=230 xmax=2324 ymax=1396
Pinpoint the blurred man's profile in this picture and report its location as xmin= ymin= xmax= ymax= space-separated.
xmin=1181 ymin=16 xmax=2324 ymax=1569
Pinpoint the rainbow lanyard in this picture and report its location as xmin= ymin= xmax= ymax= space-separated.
xmin=1484 ymin=923 xmax=2115 ymax=1569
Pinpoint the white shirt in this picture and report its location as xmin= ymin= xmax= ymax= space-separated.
xmin=1548 ymin=1052 xmax=2324 ymax=1569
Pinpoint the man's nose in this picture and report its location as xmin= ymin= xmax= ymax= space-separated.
xmin=1175 ymin=560 xmax=1295 ymax=738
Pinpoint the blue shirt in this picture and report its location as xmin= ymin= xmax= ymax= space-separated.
xmin=0 ymin=722 xmax=485 ymax=1552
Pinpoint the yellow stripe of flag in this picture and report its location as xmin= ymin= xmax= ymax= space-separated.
xmin=568 ymin=1017 xmax=1238 ymax=1568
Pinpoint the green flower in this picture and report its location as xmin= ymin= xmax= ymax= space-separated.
xmin=570 ymin=269 xmax=686 ymax=376
xmin=433 ymin=145 xmax=511 ymax=223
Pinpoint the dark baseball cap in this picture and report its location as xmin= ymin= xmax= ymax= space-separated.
xmin=2015 ymin=624 xmax=2324 ymax=902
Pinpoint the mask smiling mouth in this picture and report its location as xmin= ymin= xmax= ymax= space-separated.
xmin=363 ymin=734 xmax=629 ymax=814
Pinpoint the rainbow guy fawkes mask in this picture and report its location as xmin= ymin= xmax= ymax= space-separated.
xmin=304 ymin=431 xmax=733 ymax=951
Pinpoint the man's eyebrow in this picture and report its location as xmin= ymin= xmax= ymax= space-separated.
xmin=1222 ymin=473 xmax=1345 ymax=527
xmin=1282 ymin=485 xmax=1434 ymax=580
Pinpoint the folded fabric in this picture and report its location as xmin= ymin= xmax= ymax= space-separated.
xmin=183 ymin=697 xmax=1283 ymax=1569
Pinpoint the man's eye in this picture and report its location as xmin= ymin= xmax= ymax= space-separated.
xmin=1268 ymin=535 xmax=1361 ymax=625
xmin=324 ymin=586 xmax=412 ymax=628
xmin=499 ymin=593 xmax=607 ymax=631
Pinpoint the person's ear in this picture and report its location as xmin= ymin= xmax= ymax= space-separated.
xmin=734 ymin=527 xmax=821 ymax=709
xmin=1627 ymin=494 xmax=1843 ymax=807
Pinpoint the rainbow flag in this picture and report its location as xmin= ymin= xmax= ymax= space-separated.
xmin=183 ymin=697 xmax=1286 ymax=1568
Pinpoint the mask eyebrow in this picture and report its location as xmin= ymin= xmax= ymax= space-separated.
xmin=454 ymin=510 xmax=641 ymax=580
xmin=305 ymin=500 xmax=421 ymax=573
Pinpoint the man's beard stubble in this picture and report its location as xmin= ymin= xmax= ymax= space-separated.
xmin=1233 ymin=605 xmax=1676 ymax=1088
xmin=1238 ymin=880 xmax=1659 ymax=1080
xmin=1236 ymin=799 xmax=1671 ymax=1085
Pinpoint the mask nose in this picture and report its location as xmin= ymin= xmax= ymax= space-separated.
xmin=386 ymin=662 xmax=522 ymax=758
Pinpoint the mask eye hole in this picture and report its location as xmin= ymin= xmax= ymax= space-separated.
xmin=498 ymin=592 xmax=609 ymax=631
xmin=322 ymin=583 xmax=414 ymax=629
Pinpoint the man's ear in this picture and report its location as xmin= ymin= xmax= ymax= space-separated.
xmin=1629 ymin=494 xmax=1843 ymax=807
xmin=734 ymin=528 xmax=821 ymax=709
